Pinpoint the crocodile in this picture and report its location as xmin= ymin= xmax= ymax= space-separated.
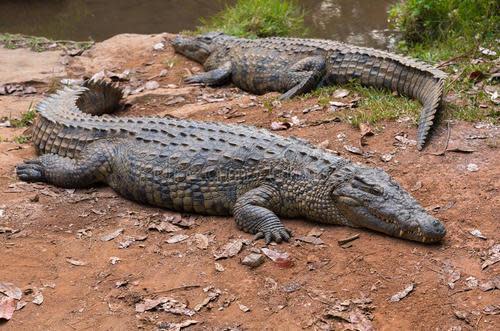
xmin=16 ymin=81 xmax=446 ymax=243
xmin=171 ymin=32 xmax=447 ymax=150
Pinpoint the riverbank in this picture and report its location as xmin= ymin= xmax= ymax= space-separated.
xmin=0 ymin=33 xmax=498 ymax=329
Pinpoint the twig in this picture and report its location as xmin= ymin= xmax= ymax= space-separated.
xmin=337 ymin=234 xmax=360 ymax=246
xmin=475 ymin=314 xmax=483 ymax=328
xmin=436 ymin=54 xmax=469 ymax=68
xmin=148 ymin=284 xmax=201 ymax=295
xmin=430 ymin=121 xmax=451 ymax=156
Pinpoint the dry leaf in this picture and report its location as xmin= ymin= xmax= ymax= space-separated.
xmin=296 ymin=236 xmax=324 ymax=245
xmin=0 ymin=296 xmax=16 ymax=320
xmin=214 ymin=240 xmax=244 ymax=260
xmin=389 ymin=283 xmax=415 ymax=302
xmin=66 ymin=258 xmax=87 ymax=266
xmin=344 ymin=145 xmax=363 ymax=155
xmin=261 ymin=247 xmax=294 ymax=268
xmin=0 ymin=282 xmax=22 ymax=300
xmin=332 ymin=88 xmax=350 ymax=98
xmin=193 ymin=233 xmax=209 ymax=249
xmin=166 ymin=234 xmax=189 ymax=244
xmin=100 ymin=228 xmax=124 ymax=242
xmin=359 ymin=123 xmax=374 ymax=146
xmin=270 ymin=121 xmax=291 ymax=131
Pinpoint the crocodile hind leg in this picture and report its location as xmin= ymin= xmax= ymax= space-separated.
xmin=233 ymin=185 xmax=292 ymax=244
xmin=16 ymin=140 xmax=115 ymax=188
xmin=279 ymin=56 xmax=326 ymax=100
xmin=184 ymin=61 xmax=232 ymax=86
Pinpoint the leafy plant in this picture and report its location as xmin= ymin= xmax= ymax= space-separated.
xmin=197 ymin=0 xmax=307 ymax=38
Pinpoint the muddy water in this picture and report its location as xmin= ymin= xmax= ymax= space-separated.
xmin=0 ymin=0 xmax=397 ymax=48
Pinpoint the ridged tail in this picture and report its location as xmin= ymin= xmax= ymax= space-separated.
xmin=32 ymin=81 xmax=123 ymax=158
xmin=323 ymin=48 xmax=446 ymax=150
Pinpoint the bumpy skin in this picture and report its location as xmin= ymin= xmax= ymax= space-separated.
xmin=16 ymin=82 xmax=446 ymax=243
xmin=171 ymin=32 xmax=447 ymax=150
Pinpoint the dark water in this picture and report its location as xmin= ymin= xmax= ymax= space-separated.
xmin=0 ymin=0 xmax=397 ymax=49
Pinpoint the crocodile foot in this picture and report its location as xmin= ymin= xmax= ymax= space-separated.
xmin=16 ymin=159 xmax=46 ymax=182
xmin=254 ymin=227 xmax=292 ymax=244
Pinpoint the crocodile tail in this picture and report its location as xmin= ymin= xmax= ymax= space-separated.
xmin=77 ymin=80 xmax=123 ymax=115
xmin=324 ymin=48 xmax=447 ymax=149
xmin=415 ymin=77 xmax=444 ymax=150
xmin=32 ymin=81 xmax=123 ymax=157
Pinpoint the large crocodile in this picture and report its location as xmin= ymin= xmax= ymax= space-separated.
xmin=16 ymin=81 xmax=446 ymax=243
xmin=172 ymin=32 xmax=447 ymax=150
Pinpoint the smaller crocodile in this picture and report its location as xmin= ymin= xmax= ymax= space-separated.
xmin=172 ymin=32 xmax=447 ymax=150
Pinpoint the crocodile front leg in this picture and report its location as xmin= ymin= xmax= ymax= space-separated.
xmin=16 ymin=140 xmax=115 ymax=188
xmin=233 ymin=185 xmax=292 ymax=244
xmin=184 ymin=61 xmax=232 ymax=86
xmin=279 ymin=56 xmax=326 ymax=100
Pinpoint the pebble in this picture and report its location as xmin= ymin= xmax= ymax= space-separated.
xmin=241 ymin=253 xmax=265 ymax=268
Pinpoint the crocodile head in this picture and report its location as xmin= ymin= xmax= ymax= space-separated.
xmin=327 ymin=164 xmax=446 ymax=243
xmin=171 ymin=32 xmax=231 ymax=63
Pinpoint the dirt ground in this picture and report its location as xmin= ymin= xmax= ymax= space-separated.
xmin=0 ymin=33 xmax=499 ymax=331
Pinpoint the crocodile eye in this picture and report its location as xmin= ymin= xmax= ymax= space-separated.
xmin=352 ymin=177 xmax=384 ymax=196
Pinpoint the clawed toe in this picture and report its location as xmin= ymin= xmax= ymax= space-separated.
xmin=255 ymin=228 xmax=293 ymax=245
xmin=16 ymin=160 xmax=46 ymax=182
xmin=184 ymin=76 xmax=202 ymax=84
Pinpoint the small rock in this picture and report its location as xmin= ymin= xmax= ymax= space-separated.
xmin=282 ymin=282 xmax=302 ymax=293
xmin=465 ymin=276 xmax=478 ymax=288
xmin=241 ymin=253 xmax=265 ymax=268
xmin=380 ymin=153 xmax=393 ymax=162
xmin=32 ymin=291 xmax=43 ymax=305
xmin=159 ymin=69 xmax=168 ymax=77
xmin=466 ymin=163 xmax=479 ymax=172
xmin=238 ymin=304 xmax=250 ymax=312
xmin=454 ymin=310 xmax=469 ymax=322
xmin=153 ymin=42 xmax=165 ymax=51
xmin=145 ymin=81 xmax=160 ymax=90
xmin=109 ymin=256 xmax=122 ymax=265
xmin=214 ymin=263 xmax=225 ymax=272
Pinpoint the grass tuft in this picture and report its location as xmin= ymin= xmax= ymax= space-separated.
xmin=0 ymin=33 xmax=93 ymax=52
xmin=10 ymin=108 xmax=37 ymax=128
xmin=389 ymin=0 xmax=499 ymax=123
xmin=302 ymin=83 xmax=421 ymax=128
xmin=13 ymin=135 xmax=31 ymax=144
xmin=196 ymin=0 xmax=307 ymax=38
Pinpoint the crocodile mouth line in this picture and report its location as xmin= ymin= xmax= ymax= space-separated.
xmin=367 ymin=207 xmax=440 ymax=243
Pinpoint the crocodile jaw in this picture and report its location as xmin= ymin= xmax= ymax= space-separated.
xmin=338 ymin=202 xmax=446 ymax=243
xmin=171 ymin=36 xmax=211 ymax=63
xmin=330 ymin=165 xmax=446 ymax=243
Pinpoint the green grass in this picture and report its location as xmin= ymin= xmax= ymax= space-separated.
xmin=0 ymin=33 xmax=93 ymax=52
xmin=196 ymin=0 xmax=307 ymax=38
xmin=302 ymin=83 xmax=421 ymax=128
xmin=10 ymin=108 xmax=36 ymax=128
xmin=388 ymin=0 xmax=499 ymax=123
xmin=13 ymin=135 xmax=31 ymax=144
xmin=388 ymin=0 xmax=498 ymax=47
